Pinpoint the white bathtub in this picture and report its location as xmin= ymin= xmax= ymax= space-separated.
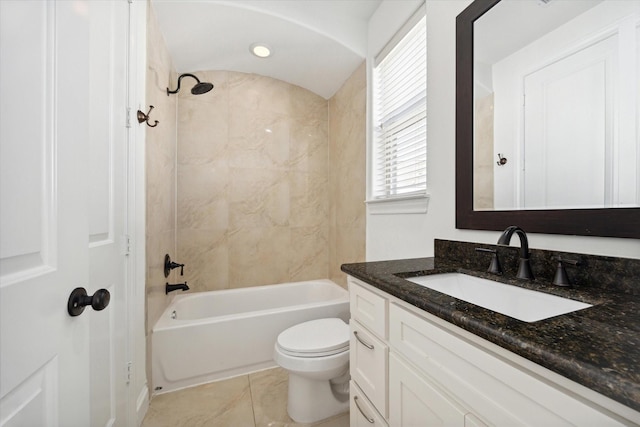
xmin=151 ymin=279 xmax=349 ymax=394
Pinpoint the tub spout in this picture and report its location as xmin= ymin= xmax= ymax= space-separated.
xmin=166 ymin=282 xmax=189 ymax=294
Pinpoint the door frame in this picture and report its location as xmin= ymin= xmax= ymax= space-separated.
xmin=126 ymin=0 xmax=149 ymax=424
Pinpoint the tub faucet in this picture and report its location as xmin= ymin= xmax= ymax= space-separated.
xmin=166 ymin=282 xmax=189 ymax=294
xmin=497 ymin=226 xmax=534 ymax=280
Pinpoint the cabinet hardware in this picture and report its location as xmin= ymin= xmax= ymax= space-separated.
xmin=354 ymin=396 xmax=375 ymax=423
xmin=354 ymin=331 xmax=375 ymax=349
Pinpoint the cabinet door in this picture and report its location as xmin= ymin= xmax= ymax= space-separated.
xmin=389 ymin=353 xmax=466 ymax=427
xmin=389 ymin=303 xmax=632 ymax=426
xmin=351 ymin=320 xmax=388 ymax=417
xmin=351 ymin=381 xmax=388 ymax=427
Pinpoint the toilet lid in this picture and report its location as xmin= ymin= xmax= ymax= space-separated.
xmin=277 ymin=318 xmax=349 ymax=356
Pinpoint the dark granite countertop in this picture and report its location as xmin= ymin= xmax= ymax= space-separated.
xmin=341 ymin=253 xmax=640 ymax=413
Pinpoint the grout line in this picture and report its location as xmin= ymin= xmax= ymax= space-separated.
xmin=247 ymin=373 xmax=258 ymax=427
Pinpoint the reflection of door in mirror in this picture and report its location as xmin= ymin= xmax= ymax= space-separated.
xmin=473 ymin=0 xmax=640 ymax=211
xmin=523 ymin=37 xmax=613 ymax=209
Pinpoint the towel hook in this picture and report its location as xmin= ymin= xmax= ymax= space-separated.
xmin=496 ymin=153 xmax=507 ymax=166
xmin=137 ymin=105 xmax=159 ymax=128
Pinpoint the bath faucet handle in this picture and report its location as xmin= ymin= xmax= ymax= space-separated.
xmin=553 ymin=257 xmax=581 ymax=287
xmin=475 ymin=247 xmax=503 ymax=275
xmin=174 ymin=263 xmax=184 ymax=276
xmin=164 ymin=254 xmax=185 ymax=277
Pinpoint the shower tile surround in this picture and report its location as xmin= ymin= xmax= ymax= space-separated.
xmin=176 ymin=65 xmax=366 ymax=292
xmin=329 ymin=62 xmax=367 ymax=287
xmin=176 ymin=70 xmax=329 ymax=291
xmin=341 ymin=239 xmax=640 ymax=412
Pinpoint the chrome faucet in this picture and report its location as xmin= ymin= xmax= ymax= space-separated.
xmin=497 ymin=226 xmax=534 ymax=280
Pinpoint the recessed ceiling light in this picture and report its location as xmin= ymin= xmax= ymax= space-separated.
xmin=250 ymin=43 xmax=272 ymax=58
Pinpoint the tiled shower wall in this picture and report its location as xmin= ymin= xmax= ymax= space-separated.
xmin=176 ymin=70 xmax=331 ymax=291
xmin=329 ymin=63 xmax=367 ymax=286
xmin=473 ymin=93 xmax=494 ymax=210
xmin=175 ymin=66 xmax=367 ymax=292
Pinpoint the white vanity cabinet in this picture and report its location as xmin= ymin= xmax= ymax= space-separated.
xmin=348 ymin=275 xmax=640 ymax=427
xmin=349 ymin=277 xmax=389 ymax=424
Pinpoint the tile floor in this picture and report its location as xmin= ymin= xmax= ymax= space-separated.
xmin=141 ymin=367 xmax=350 ymax=427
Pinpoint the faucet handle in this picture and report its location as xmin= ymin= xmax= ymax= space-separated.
xmin=553 ymin=257 xmax=581 ymax=287
xmin=475 ymin=247 xmax=503 ymax=275
xmin=164 ymin=254 xmax=185 ymax=277
xmin=516 ymin=258 xmax=535 ymax=281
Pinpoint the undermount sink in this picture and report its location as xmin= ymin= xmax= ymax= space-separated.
xmin=406 ymin=273 xmax=592 ymax=322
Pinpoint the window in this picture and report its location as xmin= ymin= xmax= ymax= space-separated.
xmin=370 ymin=8 xmax=427 ymax=211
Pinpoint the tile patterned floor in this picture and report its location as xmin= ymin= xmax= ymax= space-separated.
xmin=141 ymin=368 xmax=350 ymax=427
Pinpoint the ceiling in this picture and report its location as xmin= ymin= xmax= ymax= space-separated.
xmin=474 ymin=0 xmax=603 ymax=65
xmin=151 ymin=0 xmax=383 ymax=99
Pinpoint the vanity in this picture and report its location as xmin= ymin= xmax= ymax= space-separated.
xmin=343 ymin=240 xmax=640 ymax=426
xmin=344 ymin=0 xmax=640 ymax=423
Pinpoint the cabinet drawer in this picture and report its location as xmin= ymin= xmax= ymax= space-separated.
xmin=389 ymin=303 xmax=628 ymax=426
xmin=350 ymin=381 xmax=388 ymax=427
xmin=349 ymin=277 xmax=387 ymax=338
xmin=351 ymin=320 xmax=388 ymax=418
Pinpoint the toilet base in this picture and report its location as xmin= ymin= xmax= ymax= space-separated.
xmin=287 ymin=371 xmax=350 ymax=424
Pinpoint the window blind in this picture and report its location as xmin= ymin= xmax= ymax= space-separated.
xmin=372 ymin=12 xmax=426 ymax=200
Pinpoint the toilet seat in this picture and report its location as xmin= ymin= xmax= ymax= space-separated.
xmin=276 ymin=318 xmax=349 ymax=358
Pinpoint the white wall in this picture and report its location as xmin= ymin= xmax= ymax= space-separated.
xmin=366 ymin=0 xmax=640 ymax=261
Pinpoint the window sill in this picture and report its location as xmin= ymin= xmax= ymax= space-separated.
xmin=366 ymin=194 xmax=430 ymax=215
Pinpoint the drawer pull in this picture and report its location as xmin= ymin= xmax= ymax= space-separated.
xmin=354 ymin=331 xmax=375 ymax=349
xmin=354 ymin=396 xmax=375 ymax=423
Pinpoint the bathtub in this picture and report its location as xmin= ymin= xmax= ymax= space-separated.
xmin=151 ymin=279 xmax=349 ymax=394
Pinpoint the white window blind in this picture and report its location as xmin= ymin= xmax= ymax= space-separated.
xmin=372 ymin=11 xmax=426 ymax=201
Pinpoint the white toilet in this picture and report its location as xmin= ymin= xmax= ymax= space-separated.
xmin=273 ymin=318 xmax=350 ymax=424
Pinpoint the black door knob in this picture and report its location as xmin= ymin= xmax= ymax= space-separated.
xmin=67 ymin=287 xmax=111 ymax=317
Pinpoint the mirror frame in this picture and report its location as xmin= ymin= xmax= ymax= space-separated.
xmin=456 ymin=0 xmax=640 ymax=239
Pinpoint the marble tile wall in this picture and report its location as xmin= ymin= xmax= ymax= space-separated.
xmin=145 ymin=5 xmax=177 ymax=388
xmin=176 ymin=71 xmax=331 ymax=291
xmin=328 ymin=62 xmax=367 ymax=287
xmin=473 ymin=93 xmax=494 ymax=210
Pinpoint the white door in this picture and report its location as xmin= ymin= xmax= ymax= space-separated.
xmin=522 ymin=36 xmax=617 ymax=209
xmin=0 ymin=1 xmax=130 ymax=426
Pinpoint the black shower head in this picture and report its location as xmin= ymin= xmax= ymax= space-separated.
xmin=191 ymin=81 xmax=214 ymax=95
xmin=167 ymin=73 xmax=214 ymax=96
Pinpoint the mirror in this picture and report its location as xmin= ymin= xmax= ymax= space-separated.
xmin=456 ymin=0 xmax=640 ymax=238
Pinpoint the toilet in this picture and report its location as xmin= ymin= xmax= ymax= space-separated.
xmin=273 ymin=318 xmax=350 ymax=424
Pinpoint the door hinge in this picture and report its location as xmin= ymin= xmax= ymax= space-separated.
xmin=122 ymin=234 xmax=131 ymax=256
xmin=126 ymin=361 xmax=133 ymax=385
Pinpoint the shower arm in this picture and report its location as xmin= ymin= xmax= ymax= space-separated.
xmin=166 ymin=73 xmax=200 ymax=95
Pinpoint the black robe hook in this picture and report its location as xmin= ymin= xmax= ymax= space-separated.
xmin=137 ymin=105 xmax=159 ymax=128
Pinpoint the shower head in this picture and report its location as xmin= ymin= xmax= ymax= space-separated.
xmin=191 ymin=81 xmax=214 ymax=95
xmin=167 ymin=73 xmax=214 ymax=96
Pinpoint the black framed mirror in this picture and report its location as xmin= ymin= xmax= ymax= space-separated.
xmin=456 ymin=0 xmax=640 ymax=238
